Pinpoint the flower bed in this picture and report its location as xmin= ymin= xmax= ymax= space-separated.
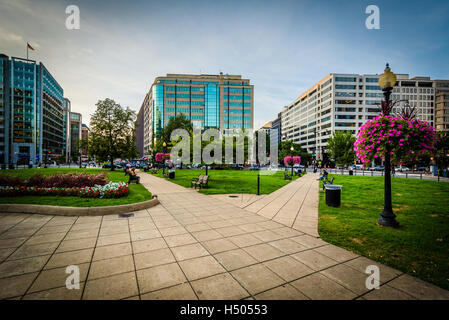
xmin=0 ymin=173 xmax=108 ymax=188
xmin=0 ymin=182 xmax=129 ymax=199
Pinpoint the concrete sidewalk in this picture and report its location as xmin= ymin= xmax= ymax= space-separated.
xmin=212 ymin=174 xmax=319 ymax=237
xmin=0 ymin=172 xmax=448 ymax=300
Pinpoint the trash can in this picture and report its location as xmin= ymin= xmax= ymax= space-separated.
xmin=325 ymin=184 xmax=342 ymax=207
xmin=349 ymin=170 xmax=353 ymax=175
xmin=168 ymin=170 xmax=175 ymax=179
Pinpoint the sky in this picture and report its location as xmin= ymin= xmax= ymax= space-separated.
xmin=1 ymin=0 xmax=449 ymax=128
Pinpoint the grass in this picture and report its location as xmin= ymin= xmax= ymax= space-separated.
xmin=318 ymin=175 xmax=449 ymax=290
xmin=149 ymin=169 xmax=299 ymax=195
xmin=0 ymin=168 xmax=151 ymax=207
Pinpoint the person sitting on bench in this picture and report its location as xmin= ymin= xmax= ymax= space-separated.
xmin=129 ymin=168 xmax=140 ymax=184
xmin=317 ymin=169 xmax=328 ymax=181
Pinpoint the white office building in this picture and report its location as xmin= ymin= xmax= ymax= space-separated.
xmin=281 ymin=73 xmax=437 ymax=160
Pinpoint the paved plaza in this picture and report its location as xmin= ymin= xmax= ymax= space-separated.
xmin=0 ymin=172 xmax=448 ymax=300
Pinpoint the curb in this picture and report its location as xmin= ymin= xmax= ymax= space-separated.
xmin=0 ymin=196 xmax=159 ymax=216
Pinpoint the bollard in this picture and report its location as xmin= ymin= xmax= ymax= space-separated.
xmin=406 ymin=173 xmax=408 ymax=179
xmin=257 ymin=173 xmax=260 ymax=195
xmin=420 ymin=173 xmax=422 ymax=179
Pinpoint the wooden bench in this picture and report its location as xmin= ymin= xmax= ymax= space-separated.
xmin=128 ymin=174 xmax=140 ymax=184
xmin=198 ymin=175 xmax=209 ymax=189
xmin=191 ymin=175 xmax=204 ymax=188
xmin=322 ymin=177 xmax=334 ymax=190
xmin=191 ymin=175 xmax=209 ymax=189
xmin=284 ymin=172 xmax=292 ymax=180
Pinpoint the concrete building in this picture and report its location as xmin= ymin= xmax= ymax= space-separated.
xmin=69 ymin=112 xmax=82 ymax=161
xmin=135 ymin=106 xmax=144 ymax=157
xmin=81 ymin=124 xmax=89 ymax=160
xmin=435 ymin=80 xmax=449 ymax=132
xmin=257 ymin=121 xmax=271 ymax=135
xmin=270 ymin=112 xmax=282 ymax=148
xmin=139 ymin=73 xmax=254 ymax=156
xmin=281 ymin=73 xmax=442 ymax=159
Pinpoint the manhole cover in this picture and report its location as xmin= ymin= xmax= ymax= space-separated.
xmin=228 ymin=195 xmax=239 ymax=198
xmin=118 ymin=213 xmax=134 ymax=218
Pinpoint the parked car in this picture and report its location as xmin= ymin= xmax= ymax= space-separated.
xmin=352 ymin=164 xmax=363 ymax=170
xmin=373 ymin=165 xmax=385 ymax=171
xmin=250 ymin=165 xmax=259 ymax=170
xmin=102 ymin=163 xmax=112 ymax=168
xmin=397 ymin=166 xmax=410 ymax=172
xmin=416 ymin=166 xmax=428 ymax=172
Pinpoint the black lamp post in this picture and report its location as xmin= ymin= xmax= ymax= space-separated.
xmin=377 ymin=64 xmax=399 ymax=228
xmin=163 ymin=141 xmax=167 ymax=175
xmin=290 ymin=146 xmax=294 ymax=177
xmin=257 ymin=172 xmax=260 ymax=195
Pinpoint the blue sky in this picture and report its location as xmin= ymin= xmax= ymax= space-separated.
xmin=1 ymin=0 xmax=448 ymax=127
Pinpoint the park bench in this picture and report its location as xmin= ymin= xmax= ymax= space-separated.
xmin=191 ymin=175 xmax=209 ymax=189
xmin=199 ymin=175 xmax=209 ymax=189
xmin=322 ymin=176 xmax=334 ymax=190
xmin=128 ymin=174 xmax=140 ymax=184
xmin=191 ymin=175 xmax=204 ymax=188
xmin=150 ymin=168 xmax=158 ymax=174
xmin=284 ymin=171 xmax=292 ymax=180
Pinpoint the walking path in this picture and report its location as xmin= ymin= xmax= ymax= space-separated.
xmin=0 ymin=172 xmax=448 ymax=300
xmin=211 ymin=174 xmax=319 ymax=237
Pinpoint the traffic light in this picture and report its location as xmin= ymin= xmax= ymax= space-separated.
xmin=48 ymin=150 xmax=52 ymax=154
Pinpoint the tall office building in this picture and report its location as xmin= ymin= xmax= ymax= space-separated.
xmin=0 ymin=54 xmax=66 ymax=166
xmin=69 ymin=112 xmax=82 ymax=161
xmin=139 ymin=73 xmax=254 ymax=156
xmin=0 ymin=53 xmax=82 ymax=166
xmin=135 ymin=106 xmax=144 ymax=157
xmin=281 ymin=73 xmax=443 ymax=159
xmin=270 ymin=112 xmax=282 ymax=148
xmin=81 ymin=124 xmax=89 ymax=159
xmin=435 ymin=80 xmax=449 ymax=132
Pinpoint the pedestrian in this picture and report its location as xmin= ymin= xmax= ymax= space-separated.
xmin=29 ymin=159 xmax=33 ymax=169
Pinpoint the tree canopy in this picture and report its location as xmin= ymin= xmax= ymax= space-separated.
xmin=87 ymin=98 xmax=137 ymax=169
xmin=327 ymin=130 xmax=356 ymax=166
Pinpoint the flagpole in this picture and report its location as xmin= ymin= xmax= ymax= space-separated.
xmin=27 ymin=42 xmax=28 ymax=60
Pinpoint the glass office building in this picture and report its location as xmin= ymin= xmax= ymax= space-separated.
xmin=138 ymin=73 xmax=254 ymax=156
xmin=0 ymin=53 xmax=78 ymax=166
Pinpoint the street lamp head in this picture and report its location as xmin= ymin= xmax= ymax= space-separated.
xmin=163 ymin=142 xmax=167 ymax=147
xmin=290 ymin=146 xmax=294 ymax=151
xmin=378 ymin=63 xmax=397 ymax=90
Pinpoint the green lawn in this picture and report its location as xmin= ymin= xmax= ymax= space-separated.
xmin=318 ymin=175 xmax=449 ymax=290
xmin=0 ymin=168 xmax=151 ymax=207
xmin=149 ymin=169 xmax=299 ymax=195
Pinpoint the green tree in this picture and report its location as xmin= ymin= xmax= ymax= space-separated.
xmin=161 ymin=114 xmax=193 ymax=145
xmin=89 ymin=99 xmax=136 ymax=170
xmin=278 ymin=140 xmax=311 ymax=165
xmin=435 ymin=132 xmax=449 ymax=171
xmin=327 ymin=130 xmax=356 ymax=167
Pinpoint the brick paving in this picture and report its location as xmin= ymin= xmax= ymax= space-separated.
xmin=0 ymin=172 xmax=448 ymax=300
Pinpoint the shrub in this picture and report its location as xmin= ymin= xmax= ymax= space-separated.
xmin=0 ymin=172 xmax=108 ymax=188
